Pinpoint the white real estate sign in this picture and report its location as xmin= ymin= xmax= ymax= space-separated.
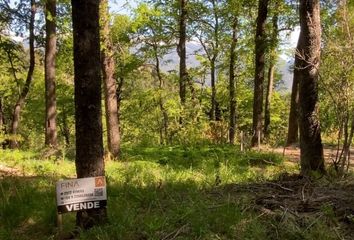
xmin=56 ymin=176 xmax=107 ymax=213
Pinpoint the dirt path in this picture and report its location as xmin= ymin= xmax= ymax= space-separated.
xmin=269 ymin=146 xmax=354 ymax=169
xmin=0 ymin=164 xmax=21 ymax=178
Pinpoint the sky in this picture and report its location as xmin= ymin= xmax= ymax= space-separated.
xmin=109 ymin=0 xmax=137 ymax=15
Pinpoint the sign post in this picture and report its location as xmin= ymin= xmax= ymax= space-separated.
xmin=55 ymin=176 xmax=107 ymax=237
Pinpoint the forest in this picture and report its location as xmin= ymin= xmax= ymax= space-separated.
xmin=0 ymin=0 xmax=354 ymax=239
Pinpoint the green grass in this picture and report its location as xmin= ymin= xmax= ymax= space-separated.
xmin=0 ymin=146 xmax=339 ymax=239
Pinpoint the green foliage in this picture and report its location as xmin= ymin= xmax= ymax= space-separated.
xmin=320 ymin=1 xmax=354 ymax=142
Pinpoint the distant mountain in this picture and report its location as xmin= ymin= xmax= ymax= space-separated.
xmin=160 ymin=41 xmax=295 ymax=91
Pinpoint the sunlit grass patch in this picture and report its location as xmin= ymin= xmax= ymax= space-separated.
xmin=0 ymin=146 xmax=344 ymax=239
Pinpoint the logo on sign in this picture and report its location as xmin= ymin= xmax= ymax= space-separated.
xmin=95 ymin=177 xmax=105 ymax=187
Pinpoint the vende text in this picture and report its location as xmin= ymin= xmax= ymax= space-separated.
xmin=66 ymin=201 xmax=100 ymax=211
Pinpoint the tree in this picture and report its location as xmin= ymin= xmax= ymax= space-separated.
xmin=264 ymin=10 xmax=278 ymax=136
xmin=286 ymin=66 xmax=299 ymax=146
xmin=297 ymin=0 xmax=325 ymax=175
xmin=134 ymin=3 xmax=173 ymax=145
xmin=9 ymin=0 xmax=36 ymax=149
xmin=100 ymin=0 xmax=120 ymax=158
xmin=251 ymin=0 xmax=269 ymax=146
xmin=320 ymin=0 xmax=354 ymax=175
xmin=228 ymin=17 xmax=238 ymax=144
xmin=44 ymin=0 xmax=58 ymax=147
xmin=226 ymin=0 xmax=243 ymax=144
xmin=193 ymin=0 xmax=222 ymax=121
xmin=0 ymin=97 xmax=4 ymax=145
xmin=0 ymin=33 xmax=26 ymax=148
xmin=178 ymin=0 xmax=187 ymax=108
xmin=71 ymin=0 xmax=106 ymax=228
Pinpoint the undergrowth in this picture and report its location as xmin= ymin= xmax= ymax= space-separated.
xmin=0 ymin=145 xmax=342 ymax=240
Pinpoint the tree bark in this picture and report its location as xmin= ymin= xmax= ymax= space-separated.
xmin=264 ymin=65 xmax=274 ymax=135
xmin=0 ymin=97 xmax=9 ymax=149
xmin=229 ymin=18 xmax=238 ymax=144
xmin=71 ymin=0 xmax=106 ymax=228
xmin=178 ymin=0 xmax=187 ymax=108
xmin=0 ymin=97 xmax=4 ymax=147
xmin=100 ymin=0 xmax=120 ymax=159
xmin=286 ymin=69 xmax=299 ymax=146
xmin=60 ymin=107 xmax=70 ymax=146
xmin=297 ymin=0 xmax=325 ymax=175
xmin=251 ymin=0 xmax=269 ymax=147
xmin=210 ymin=59 xmax=217 ymax=121
xmin=9 ymin=0 xmax=36 ymax=149
xmin=0 ymin=97 xmax=3 ymax=133
xmin=153 ymin=45 xmax=168 ymax=145
xmin=264 ymin=13 xmax=278 ymax=136
xmin=45 ymin=0 xmax=58 ymax=147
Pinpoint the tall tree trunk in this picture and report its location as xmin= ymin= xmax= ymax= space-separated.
xmin=210 ymin=59 xmax=216 ymax=121
xmin=286 ymin=70 xmax=299 ymax=146
xmin=60 ymin=108 xmax=70 ymax=146
xmin=229 ymin=18 xmax=238 ymax=144
xmin=210 ymin=0 xmax=220 ymax=121
xmin=251 ymin=0 xmax=269 ymax=147
xmin=0 ymin=97 xmax=5 ymax=149
xmin=264 ymin=65 xmax=274 ymax=136
xmin=0 ymin=97 xmax=4 ymax=144
xmin=264 ymin=13 xmax=278 ymax=136
xmin=100 ymin=0 xmax=120 ymax=159
xmin=178 ymin=0 xmax=187 ymax=109
xmin=0 ymin=97 xmax=3 ymax=133
xmin=153 ymin=45 xmax=168 ymax=145
xmin=297 ymin=0 xmax=325 ymax=175
xmin=71 ymin=0 xmax=106 ymax=228
xmin=45 ymin=0 xmax=57 ymax=147
xmin=117 ymin=75 xmax=124 ymax=123
xmin=9 ymin=0 xmax=36 ymax=149
xmin=0 ymin=97 xmax=9 ymax=149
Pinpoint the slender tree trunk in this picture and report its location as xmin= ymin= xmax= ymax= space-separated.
xmin=264 ymin=65 xmax=274 ymax=136
xmin=210 ymin=0 xmax=220 ymax=122
xmin=343 ymin=114 xmax=354 ymax=173
xmin=210 ymin=59 xmax=216 ymax=121
xmin=0 ymin=97 xmax=3 ymax=133
xmin=229 ymin=18 xmax=238 ymax=144
xmin=264 ymin=13 xmax=278 ymax=136
xmin=117 ymin=75 xmax=124 ymax=123
xmin=0 ymin=97 xmax=4 ymax=147
xmin=100 ymin=0 xmax=120 ymax=158
xmin=0 ymin=97 xmax=5 ymax=149
xmin=9 ymin=0 xmax=36 ymax=149
xmin=60 ymin=108 xmax=70 ymax=146
xmin=298 ymin=0 xmax=325 ymax=175
xmin=286 ymin=70 xmax=299 ymax=146
xmin=45 ymin=0 xmax=57 ymax=147
xmin=71 ymin=0 xmax=106 ymax=228
xmin=339 ymin=111 xmax=353 ymax=175
xmin=153 ymin=45 xmax=168 ymax=145
xmin=178 ymin=0 xmax=187 ymax=108
xmin=251 ymin=0 xmax=269 ymax=147
xmin=0 ymin=97 xmax=9 ymax=149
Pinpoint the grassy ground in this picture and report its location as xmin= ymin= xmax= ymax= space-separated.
xmin=0 ymin=146 xmax=350 ymax=239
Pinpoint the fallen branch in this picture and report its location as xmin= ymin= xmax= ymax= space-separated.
xmin=267 ymin=182 xmax=295 ymax=192
xmin=162 ymin=224 xmax=189 ymax=240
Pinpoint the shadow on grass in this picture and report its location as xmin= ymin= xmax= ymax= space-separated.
xmin=0 ymin=176 xmax=59 ymax=240
xmin=1 ymin=172 xmax=347 ymax=240
xmin=0 ymin=173 xmax=269 ymax=240
xmin=0 ymin=146 xmax=287 ymax=240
